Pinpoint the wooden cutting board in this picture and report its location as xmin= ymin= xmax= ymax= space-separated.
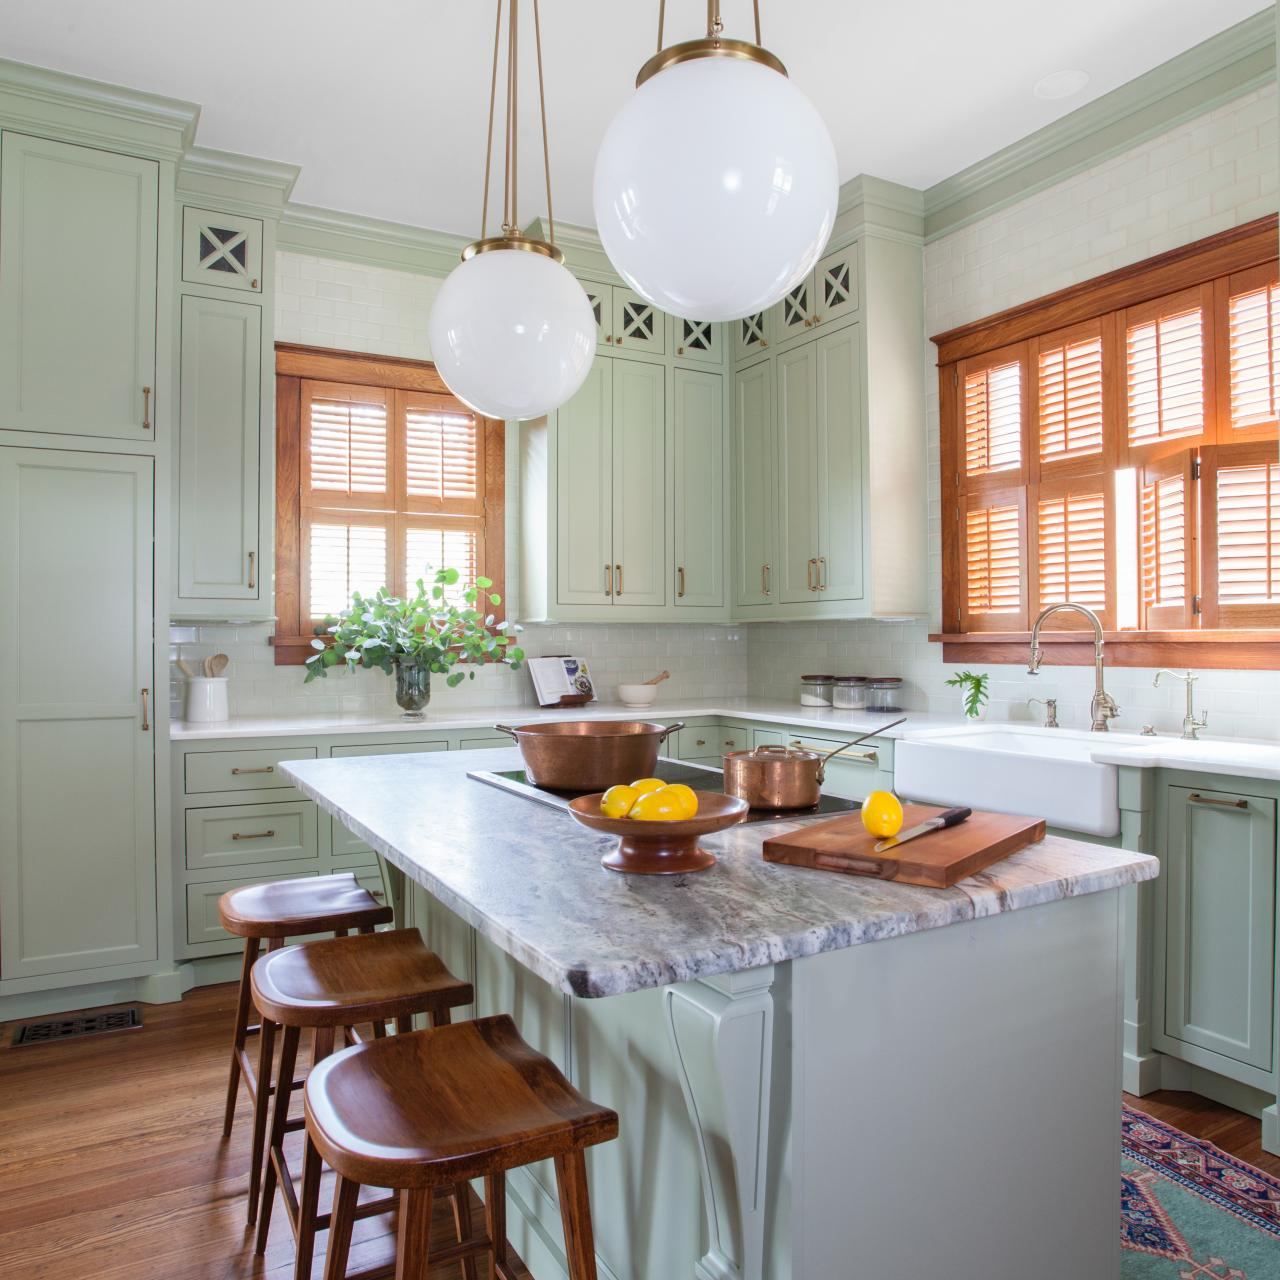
xmin=761 ymin=803 xmax=1046 ymax=888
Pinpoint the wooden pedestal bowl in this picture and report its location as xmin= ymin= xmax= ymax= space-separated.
xmin=567 ymin=792 xmax=750 ymax=875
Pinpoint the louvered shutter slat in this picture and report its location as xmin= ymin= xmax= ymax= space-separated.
xmin=1217 ymin=461 xmax=1280 ymax=602
xmin=308 ymin=398 xmax=388 ymax=495
xmin=965 ymin=503 xmax=1021 ymax=615
xmin=405 ymin=525 xmax=479 ymax=600
xmin=404 ymin=408 xmax=481 ymax=502
xmin=1127 ymin=308 xmax=1204 ymax=444
xmin=1141 ymin=474 xmax=1187 ymax=611
xmin=1228 ymin=284 xmax=1280 ymax=430
xmin=964 ymin=362 xmax=1021 ymax=474
xmin=1037 ymin=490 xmax=1107 ymax=611
xmin=308 ymin=522 xmax=388 ymax=618
xmin=1039 ymin=336 xmax=1104 ymax=461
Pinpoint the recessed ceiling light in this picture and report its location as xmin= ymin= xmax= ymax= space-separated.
xmin=1034 ymin=69 xmax=1091 ymax=101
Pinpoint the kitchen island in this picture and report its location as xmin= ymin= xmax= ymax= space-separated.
xmin=284 ymin=746 xmax=1158 ymax=1280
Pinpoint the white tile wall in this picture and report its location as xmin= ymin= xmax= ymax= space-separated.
xmin=275 ymin=250 xmax=441 ymax=359
xmin=751 ymin=84 xmax=1280 ymax=741
xmin=169 ymin=622 xmax=747 ymax=721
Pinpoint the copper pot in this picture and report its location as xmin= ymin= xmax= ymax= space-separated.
xmin=722 ymin=721 xmax=905 ymax=810
xmin=494 ymin=719 xmax=685 ymax=792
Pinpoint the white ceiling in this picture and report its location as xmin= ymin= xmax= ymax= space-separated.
xmin=0 ymin=1 xmax=1270 ymax=236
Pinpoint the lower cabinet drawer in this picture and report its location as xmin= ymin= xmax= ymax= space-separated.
xmin=329 ymin=741 xmax=448 ymax=759
xmin=185 ymin=871 xmax=316 ymax=946
xmin=185 ymin=801 xmax=318 ymax=871
xmin=185 ymin=746 xmax=317 ymax=796
xmin=677 ymin=725 xmax=749 ymax=760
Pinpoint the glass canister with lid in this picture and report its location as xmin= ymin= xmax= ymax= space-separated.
xmin=799 ymin=674 xmax=835 ymax=707
xmin=866 ymin=677 xmax=903 ymax=713
xmin=831 ymin=676 xmax=867 ymax=710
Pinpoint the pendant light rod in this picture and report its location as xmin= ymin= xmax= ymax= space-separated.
xmin=468 ymin=0 xmax=561 ymax=261
xmin=642 ymin=0 xmax=782 ymax=87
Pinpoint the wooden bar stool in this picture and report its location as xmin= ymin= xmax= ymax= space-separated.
xmin=218 ymin=872 xmax=393 ymax=1225
xmin=250 ymin=928 xmax=474 ymax=1279
xmin=305 ymin=1014 xmax=619 ymax=1280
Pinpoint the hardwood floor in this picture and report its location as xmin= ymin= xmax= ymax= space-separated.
xmin=1125 ymin=1088 xmax=1280 ymax=1178
xmin=0 ymin=984 xmax=533 ymax=1280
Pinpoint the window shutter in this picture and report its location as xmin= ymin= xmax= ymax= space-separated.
xmin=962 ymin=498 xmax=1023 ymax=627
xmin=1125 ymin=299 xmax=1205 ymax=447
xmin=306 ymin=519 xmax=391 ymax=620
xmin=1035 ymin=482 xmax=1110 ymax=623
xmin=1227 ymin=282 xmax=1279 ymax=431
xmin=303 ymin=382 xmax=389 ymax=503
xmin=963 ymin=361 xmax=1022 ymax=475
xmin=401 ymin=394 xmax=483 ymax=513
xmin=1038 ymin=335 xmax=1104 ymax=463
xmin=1138 ymin=451 xmax=1195 ymax=629
xmin=402 ymin=522 xmax=481 ymax=598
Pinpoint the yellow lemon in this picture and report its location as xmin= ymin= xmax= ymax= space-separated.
xmin=628 ymin=790 xmax=684 ymax=822
xmin=860 ymin=790 xmax=904 ymax=838
xmin=600 ymin=784 xmax=640 ymax=819
xmin=629 ymin=777 xmax=667 ymax=797
xmin=657 ymin=783 xmax=699 ymax=819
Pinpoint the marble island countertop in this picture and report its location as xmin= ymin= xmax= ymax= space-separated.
xmin=281 ymin=746 xmax=1158 ymax=1000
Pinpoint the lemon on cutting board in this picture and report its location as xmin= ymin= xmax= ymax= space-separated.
xmin=600 ymin=784 xmax=641 ymax=819
xmin=860 ymin=790 xmax=904 ymax=838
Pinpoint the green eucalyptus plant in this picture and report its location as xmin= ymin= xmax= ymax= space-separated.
xmin=304 ymin=568 xmax=524 ymax=686
xmin=944 ymin=669 xmax=990 ymax=718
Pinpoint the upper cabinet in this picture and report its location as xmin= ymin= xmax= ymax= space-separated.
xmin=672 ymin=368 xmax=725 ymax=608
xmin=0 ymin=132 xmax=158 ymax=440
xmin=673 ymin=316 xmax=724 ymax=367
xmin=182 ymin=206 xmax=263 ymax=293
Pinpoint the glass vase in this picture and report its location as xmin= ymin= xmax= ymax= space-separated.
xmin=394 ymin=660 xmax=431 ymax=720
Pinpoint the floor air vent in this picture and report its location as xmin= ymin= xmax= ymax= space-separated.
xmin=12 ymin=1007 xmax=142 ymax=1046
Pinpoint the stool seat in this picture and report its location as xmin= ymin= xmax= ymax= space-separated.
xmin=306 ymin=1014 xmax=619 ymax=1189
xmin=251 ymin=928 xmax=473 ymax=1028
xmin=218 ymin=872 xmax=392 ymax=938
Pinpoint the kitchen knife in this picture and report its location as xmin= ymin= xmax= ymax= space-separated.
xmin=875 ymin=807 xmax=971 ymax=854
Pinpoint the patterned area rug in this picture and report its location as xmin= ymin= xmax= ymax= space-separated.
xmin=1122 ymin=1105 xmax=1280 ymax=1277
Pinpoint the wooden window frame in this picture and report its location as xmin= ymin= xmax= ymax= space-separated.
xmin=273 ymin=343 xmax=505 ymax=665
xmin=933 ymin=215 xmax=1280 ymax=669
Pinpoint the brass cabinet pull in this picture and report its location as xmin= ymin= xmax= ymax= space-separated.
xmin=761 ymin=563 xmax=771 ymax=596
xmin=140 ymin=688 xmax=150 ymax=731
xmin=695 ymin=738 xmax=708 ymax=747
xmin=231 ymin=830 xmax=276 ymax=841
xmin=677 ymin=345 xmax=684 ymax=355
xmin=605 ymin=335 xmax=614 ymax=344
xmin=142 ymin=386 xmax=151 ymax=431
xmin=806 ymin=558 xmax=818 ymax=591
xmin=761 ymin=339 xmax=769 ymax=348
xmin=247 ymin=551 xmax=256 ymax=589
xmin=615 ymin=563 xmax=623 ymax=596
xmin=231 ymin=765 xmax=274 ymax=776
xmin=831 ymin=749 xmax=878 ymax=766
xmin=677 ymin=566 xmax=686 ymax=598
xmin=818 ymin=556 xmax=828 ymax=590
xmin=1188 ymin=793 xmax=1248 ymax=810
xmin=605 ymin=564 xmax=613 ymax=597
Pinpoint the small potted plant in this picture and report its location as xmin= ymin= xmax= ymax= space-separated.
xmin=945 ymin=669 xmax=990 ymax=722
xmin=304 ymin=568 xmax=524 ymax=719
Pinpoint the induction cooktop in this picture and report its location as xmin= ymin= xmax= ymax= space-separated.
xmin=468 ymin=757 xmax=860 ymax=824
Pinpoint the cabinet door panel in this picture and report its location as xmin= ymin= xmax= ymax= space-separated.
xmin=732 ymin=359 xmax=775 ymax=607
xmin=0 ymin=449 xmax=156 ymax=977
xmin=556 ymin=360 xmax=614 ymax=605
xmin=1163 ymin=786 xmax=1276 ymax=1071
xmin=178 ymin=296 xmax=262 ymax=601
xmin=777 ymin=345 xmax=820 ymax=603
xmin=182 ymin=206 xmax=263 ymax=293
xmin=612 ymin=288 xmax=666 ymax=356
xmin=674 ymin=316 xmax=723 ymax=366
xmin=0 ymin=133 xmax=157 ymax=438
xmin=733 ymin=311 xmax=770 ymax=363
xmin=673 ymin=368 xmax=724 ymax=608
xmin=612 ymin=360 xmax=666 ymax=608
xmin=815 ymin=242 xmax=859 ymax=327
xmin=776 ymin=271 xmax=815 ymax=346
xmin=815 ymin=324 xmax=865 ymax=603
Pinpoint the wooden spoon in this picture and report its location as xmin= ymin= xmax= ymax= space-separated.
xmin=208 ymin=653 xmax=229 ymax=677
xmin=176 ymin=659 xmax=196 ymax=678
xmin=643 ymin=670 xmax=671 ymax=686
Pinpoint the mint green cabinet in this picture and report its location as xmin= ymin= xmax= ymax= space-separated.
xmin=176 ymin=295 xmax=262 ymax=603
xmin=554 ymin=358 xmax=665 ymax=609
xmin=673 ymin=368 xmax=725 ymax=608
xmin=0 ymin=447 xmax=156 ymax=978
xmin=1158 ymin=785 xmax=1277 ymax=1074
xmin=774 ymin=243 xmax=861 ymax=349
xmin=777 ymin=344 xmax=820 ymax=603
xmin=582 ymin=283 xmax=667 ymax=357
xmin=181 ymin=206 xmax=263 ymax=293
xmin=0 ymin=133 xmax=158 ymax=439
xmin=673 ymin=316 xmax=724 ymax=367
xmin=733 ymin=310 xmax=771 ymax=364
xmin=814 ymin=325 xmax=865 ymax=603
xmin=731 ymin=358 xmax=776 ymax=607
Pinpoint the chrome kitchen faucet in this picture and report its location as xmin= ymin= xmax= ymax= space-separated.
xmin=1153 ymin=669 xmax=1207 ymax=740
xmin=1027 ymin=602 xmax=1120 ymax=732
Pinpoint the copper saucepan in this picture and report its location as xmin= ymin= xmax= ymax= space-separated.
xmin=494 ymin=719 xmax=685 ymax=792
xmin=723 ymin=719 xmax=906 ymax=809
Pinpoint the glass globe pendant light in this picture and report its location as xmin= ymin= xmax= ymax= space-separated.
xmin=429 ymin=0 xmax=595 ymax=422
xmin=593 ymin=0 xmax=838 ymax=323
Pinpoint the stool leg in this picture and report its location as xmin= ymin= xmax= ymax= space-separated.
xmin=554 ymin=1151 xmax=599 ymax=1280
xmin=293 ymin=1134 xmax=324 ymax=1280
xmin=312 ymin=1025 xmax=336 ymax=1067
xmin=247 ymin=1011 xmax=277 ymax=1226
xmin=450 ymin=1184 xmax=478 ymax=1280
xmin=485 ymin=1173 xmax=517 ymax=1280
xmin=323 ymin=1175 xmax=359 ymax=1280
xmin=255 ymin=1024 xmax=300 ymax=1254
xmin=223 ymin=935 xmax=261 ymax=1137
xmin=395 ymin=1187 xmax=435 ymax=1280
xmin=395 ymin=1015 xmax=413 ymax=1034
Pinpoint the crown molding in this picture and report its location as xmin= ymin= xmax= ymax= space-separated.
xmin=0 ymin=57 xmax=198 ymax=160
xmin=177 ymin=146 xmax=300 ymax=218
xmin=923 ymin=9 xmax=1276 ymax=242
xmin=277 ymin=203 xmax=469 ymax=276
xmin=835 ymin=175 xmax=925 ymax=245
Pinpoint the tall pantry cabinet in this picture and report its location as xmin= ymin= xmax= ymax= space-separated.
xmin=0 ymin=65 xmax=195 ymax=1007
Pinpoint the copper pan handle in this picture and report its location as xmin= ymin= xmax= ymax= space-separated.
xmin=658 ymin=721 xmax=686 ymax=740
xmin=494 ymin=724 xmax=519 ymax=739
